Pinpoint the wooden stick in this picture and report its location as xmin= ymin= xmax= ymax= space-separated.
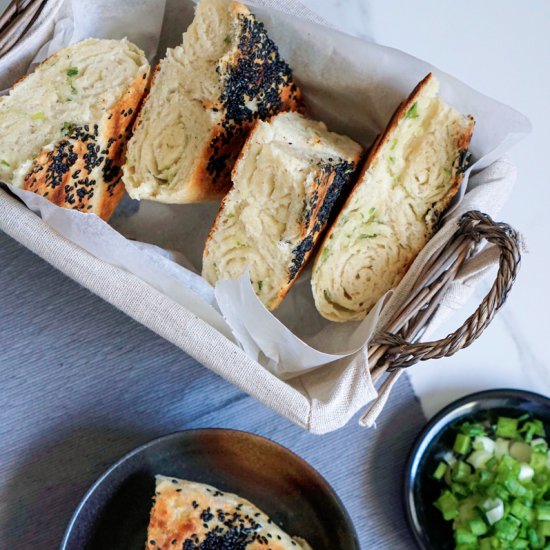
xmin=0 ymin=0 xmax=46 ymax=58
xmin=0 ymin=1 xmax=18 ymax=35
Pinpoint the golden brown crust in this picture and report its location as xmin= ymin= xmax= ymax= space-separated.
xmin=146 ymin=477 xmax=306 ymax=549
xmin=23 ymin=69 xmax=150 ymax=220
xmin=129 ymin=64 xmax=158 ymax=136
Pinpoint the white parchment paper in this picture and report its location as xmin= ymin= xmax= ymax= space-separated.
xmin=6 ymin=0 xmax=531 ymax=380
xmin=32 ymin=0 xmax=166 ymax=63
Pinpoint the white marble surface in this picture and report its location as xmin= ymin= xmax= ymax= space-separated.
xmin=301 ymin=0 xmax=550 ymax=417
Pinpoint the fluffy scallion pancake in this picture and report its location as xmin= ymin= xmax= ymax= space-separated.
xmin=146 ymin=476 xmax=312 ymax=549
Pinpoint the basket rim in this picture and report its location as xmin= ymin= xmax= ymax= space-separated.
xmin=0 ymin=0 xmax=65 ymax=70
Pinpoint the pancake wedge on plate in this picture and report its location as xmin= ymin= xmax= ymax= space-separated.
xmin=202 ymin=111 xmax=363 ymax=310
xmin=0 ymin=38 xmax=149 ymax=220
xmin=124 ymin=0 xmax=302 ymax=204
xmin=146 ymin=476 xmax=312 ymax=549
xmin=311 ymin=73 xmax=475 ymax=322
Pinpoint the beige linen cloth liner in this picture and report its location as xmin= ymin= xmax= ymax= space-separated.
xmin=0 ymin=0 xmax=520 ymax=433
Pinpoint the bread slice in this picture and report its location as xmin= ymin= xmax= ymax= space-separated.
xmin=0 ymin=38 xmax=149 ymax=220
xmin=202 ymin=111 xmax=363 ymax=310
xmin=123 ymin=0 xmax=302 ymax=204
xmin=311 ymin=73 xmax=475 ymax=322
xmin=146 ymin=476 xmax=312 ymax=549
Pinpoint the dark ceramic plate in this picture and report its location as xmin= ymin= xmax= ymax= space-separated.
xmin=404 ymin=389 xmax=550 ymax=550
xmin=60 ymin=429 xmax=359 ymax=550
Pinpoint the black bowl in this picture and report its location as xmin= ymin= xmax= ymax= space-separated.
xmin=404 ymin=389 xmax=550 ymax=550
xmin=60 ymin=428 xmax=359 ymax=550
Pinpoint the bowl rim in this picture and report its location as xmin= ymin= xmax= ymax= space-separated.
xmin=402 ymin=388 xmax=550 ymax=550
xmin=60 ymin=427 xmax=360 ymax=550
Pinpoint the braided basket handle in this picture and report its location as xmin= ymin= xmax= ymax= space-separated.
xmin=370 ymin=211 xmax=522 ymax=373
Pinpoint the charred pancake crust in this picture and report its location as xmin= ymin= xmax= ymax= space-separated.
xmin=206 ymin=11 xmax=302 ymax=188
xmin=290 ymin=159 xmax=357 ymax=281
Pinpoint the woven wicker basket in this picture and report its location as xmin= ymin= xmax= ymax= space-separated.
xmin=0 ymin=0 xmax=49 ymax=57
xmin=364 ymin=210 xmax=521 ymax=418
xmin=0 ymin=1 xmax=524 ymax=430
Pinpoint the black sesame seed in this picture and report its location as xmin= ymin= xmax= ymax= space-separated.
xmin=200 ymin=508 xmax=214 ymax=522
xmin=289 ymin=159 xmax=356 ymax=281
xmin=205 ymin=10 xmax=299 ymax=188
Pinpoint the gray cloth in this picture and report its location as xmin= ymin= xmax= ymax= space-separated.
xmin=0 ymin=230 xmax=425 ymax=548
